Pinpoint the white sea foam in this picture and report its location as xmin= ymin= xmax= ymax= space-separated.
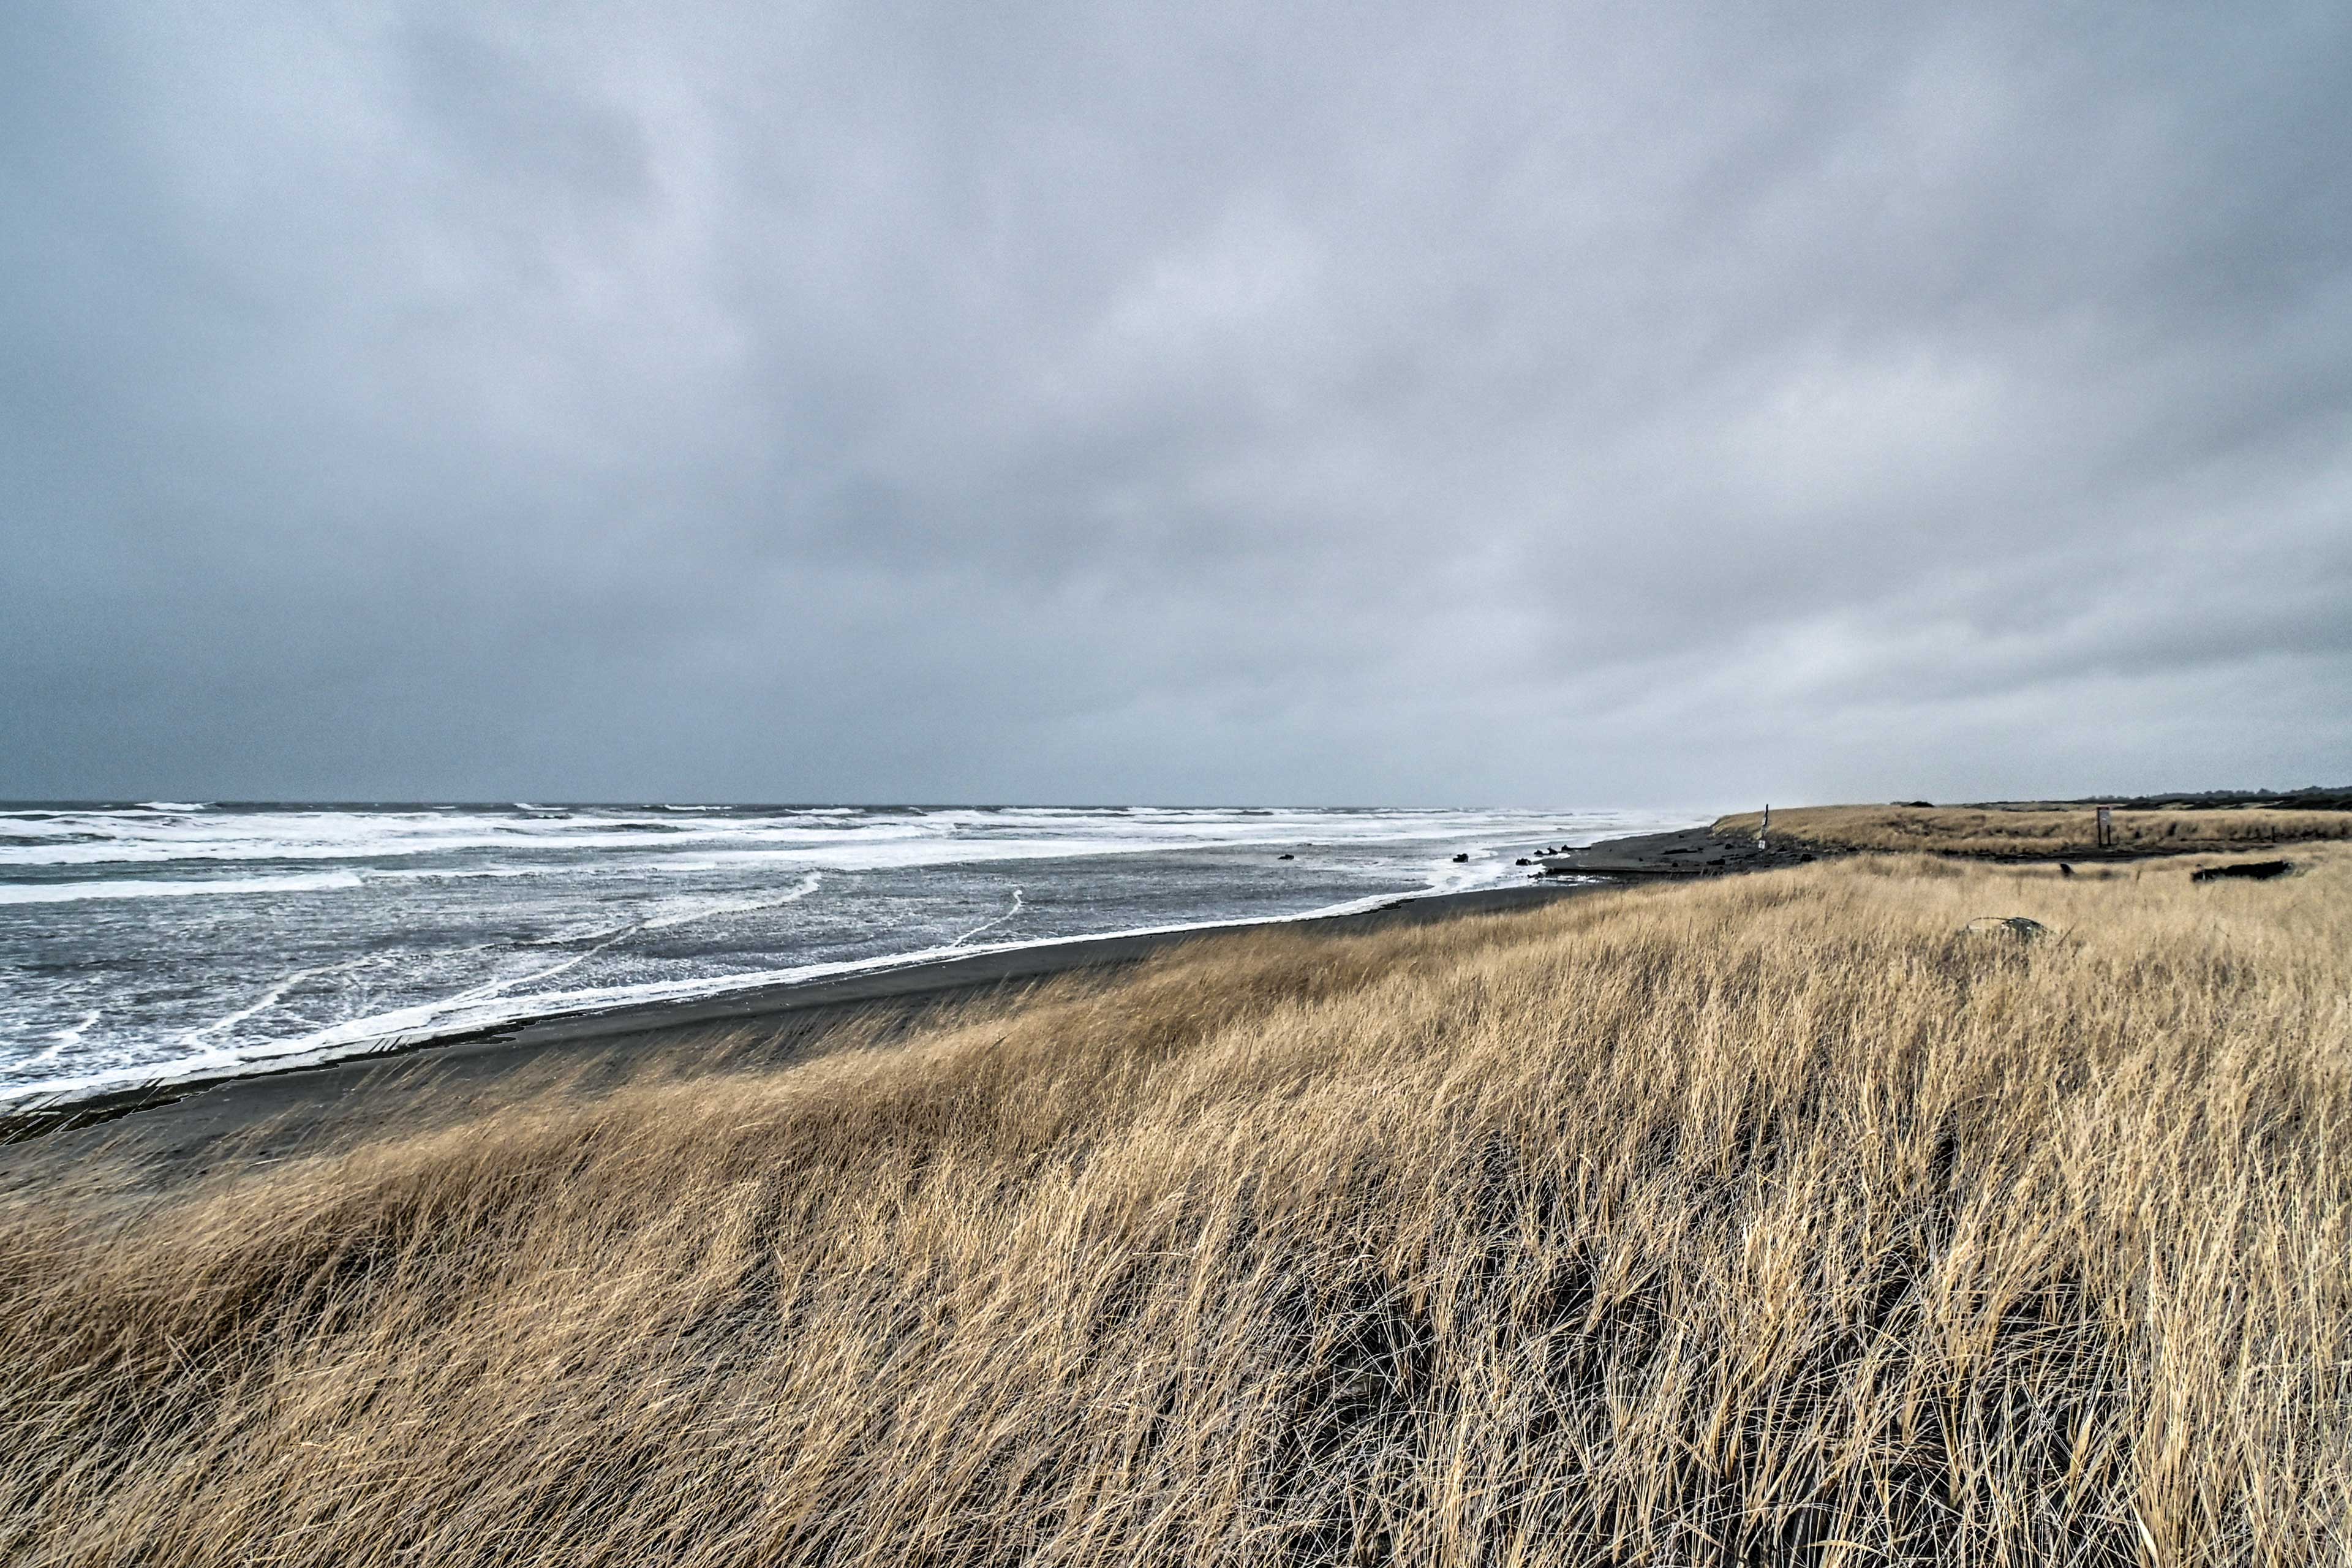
xmin=946 ymin=886 xmax=1025 ymax=948
xmin=639 ymin=877 xmax=827 ymax=930
xmin=0 ymin=871 xmax=368 ymax=905
xmin=181 ymin=952 xmax=392 ymax=1044
xmin=366 ymin=865 xmax=540 ymax=881
xmin=0 ymin=805 xmax=954 ymax=868
xmin=21 ymin=1011 xmax=102 ymax=1069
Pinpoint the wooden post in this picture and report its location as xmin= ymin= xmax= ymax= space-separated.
xmin=1758 ymin=803 xmax=1770 ymax=850
xmin=2095 ymin=804 xmax=2112 ymax=851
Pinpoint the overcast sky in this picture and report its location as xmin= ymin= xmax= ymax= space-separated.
xmin=4 ymin=3 xmax=2347 ymax=809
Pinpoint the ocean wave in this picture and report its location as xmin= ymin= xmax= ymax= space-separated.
xmin=0 ymin=804 xmax=1569 ymax=871
xmin=0 ymin=809 xmax=941 ymax=868
xmin=363 ymin=864 xmax=541 ymax=882
xmin=0 ymin=871 xmax=367 ymax=905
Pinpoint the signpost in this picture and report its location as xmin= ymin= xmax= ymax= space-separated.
xmin=2095 ymin=804 xmax=2113 ymax=850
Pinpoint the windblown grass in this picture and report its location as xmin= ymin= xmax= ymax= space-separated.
xmin=4 ymin=850 xmax=2348 ymax=1566
xmin=1716 ymin=802 xmax=2352 ymax=858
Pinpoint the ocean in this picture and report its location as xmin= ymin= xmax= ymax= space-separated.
xmin=0 ymin=802 xmax=1691 ymax=1104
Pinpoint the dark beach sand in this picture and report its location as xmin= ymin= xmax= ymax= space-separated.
xmin=1537 ymin=824 xmax=1826 ymax=876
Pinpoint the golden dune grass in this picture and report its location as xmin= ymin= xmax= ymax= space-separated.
xmin=3 ymin=850 xmax=2348 ymax=1566
xmin=1715 ymin=803 xmax=2352 ymax=858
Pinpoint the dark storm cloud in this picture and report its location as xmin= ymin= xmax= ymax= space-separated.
xmin=4 ymin=1 xmax=2347 ymax=805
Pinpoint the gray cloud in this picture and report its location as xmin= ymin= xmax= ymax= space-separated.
xmin=4 ymin=1 xmax=2347 ymax=807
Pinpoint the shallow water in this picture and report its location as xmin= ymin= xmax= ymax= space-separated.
xmin=0 ymin=802 xmax=1689 ymax=1100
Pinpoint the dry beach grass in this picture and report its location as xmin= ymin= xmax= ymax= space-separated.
xmin=1713 ymin=803 xmax=2352 ymax=859
xmin=3 ymin=848 xmax=2348 ymax=1566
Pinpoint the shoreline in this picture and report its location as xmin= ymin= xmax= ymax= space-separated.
xmin=17 ymin=811 xmax=2247 ymax=1155
xmin=0 ymin=874 xmax=1627 ymax=1166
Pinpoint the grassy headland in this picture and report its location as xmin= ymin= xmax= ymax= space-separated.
xmin=4 ymin=846 xmax=2346 ymax=1564
xmin=1715 ymin=802 xmax=2352 ymax=859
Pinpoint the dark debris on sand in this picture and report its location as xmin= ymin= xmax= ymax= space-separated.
xmin=1537 ymin=826 xmax=1824 ymax=880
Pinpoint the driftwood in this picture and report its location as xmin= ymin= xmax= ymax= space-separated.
xmin=2192 ymin=860 xmax=2291 ymax=883
xmin=1964 ymin=916 xmax=2048 ymax=943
